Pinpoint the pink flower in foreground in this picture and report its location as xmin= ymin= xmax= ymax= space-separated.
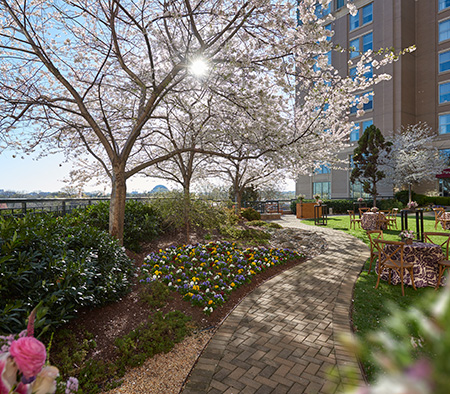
xmin=9 ymin=337 xmax=46 ymax=379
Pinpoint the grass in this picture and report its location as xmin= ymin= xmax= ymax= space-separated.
xmin=302 ymin=213 xmax=446 ymax=381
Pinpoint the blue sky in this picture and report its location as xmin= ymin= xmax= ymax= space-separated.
xmin=0 ymin=152 xmax=163 ymax=193
xmin=0 ymin=150 xmax=295 ymax=194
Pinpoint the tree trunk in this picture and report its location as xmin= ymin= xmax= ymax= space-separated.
xmin=109 ymin=165 xmax=127 ymax=245
xmin=236 ymin=189 xmax=243 ymax=215
xmin=408 ymin=184 xmax=412 ymax=203
xmin=183 ymin=184 xmax=191 ymax=244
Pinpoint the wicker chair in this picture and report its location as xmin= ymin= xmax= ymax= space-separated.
xmin=374 ymin=239 xmax=416 ymax=296
xmin=423 ymin=232 xmax=450 ymax=289
xmin=366 ymin=230 xmax=383 ymax=274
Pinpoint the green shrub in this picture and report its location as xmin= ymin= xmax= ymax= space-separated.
xmin=321 ymin=199 xmax=356 ymax=214
xmin=435 ymin=196 xmax=450 ymax=206
xmin=240 ymin=207 xmax=261 ymax=221
xmin=246 ymin=220 xmax=268 ymax=227
xmin=0 ymin=214 xmax=135 ymax=334
xmin=394 ymin=190 xmax=419 ymax=205
xmin=148 ymin=191 xmax=227 ymax=233
xmin=115 ymin=311 xmax=191 ymax=369
xmin=140 ymin=281 xmax=171 ymax=308
xmin=72 ymin=200 xmax=162 ymax=252
xmin=378 ymin=199 xmax=404 ymax=210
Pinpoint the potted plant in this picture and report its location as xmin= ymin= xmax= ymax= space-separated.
xmin=407 ymin=201 xmax=418 ymax=210
xmin=400 ymin=229 xmax=415 ymax=244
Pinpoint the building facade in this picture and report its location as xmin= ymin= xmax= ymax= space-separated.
xmin=295 ymin=0 xmax=450 ymax=199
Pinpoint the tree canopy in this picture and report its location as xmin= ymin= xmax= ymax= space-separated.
xmin=0 ymin=0 xmax=413 ymax=242
xmin=382 ymin=123 xmax=447 ymax=202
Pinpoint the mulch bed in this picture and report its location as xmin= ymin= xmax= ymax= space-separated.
xmin=57 ymin=231 xmax=306 ymax=365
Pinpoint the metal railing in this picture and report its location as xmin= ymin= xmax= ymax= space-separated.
xmin=0 ymin=197 xmax=295 ymax=217
xmin=242 ymin=200 xmax=294 ymax=214
xmin=0 ymin=197 xmax=110 ymax=216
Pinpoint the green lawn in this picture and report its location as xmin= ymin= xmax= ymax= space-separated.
xmin=302 ymin=213 xmax=446 ymax=381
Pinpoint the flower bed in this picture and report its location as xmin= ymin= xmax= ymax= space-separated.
xmin=140 ymin=242 xmax=303 ymax=314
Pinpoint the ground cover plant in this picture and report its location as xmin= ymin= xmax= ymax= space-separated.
xmin=140 ymin=242 xmax=303 ymax=314
xmin=302 ymin=213 xmax=446 ymax=382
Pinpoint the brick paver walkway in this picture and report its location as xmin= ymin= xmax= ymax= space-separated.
xmin=182 ymin=215 xmax=370 ymax=394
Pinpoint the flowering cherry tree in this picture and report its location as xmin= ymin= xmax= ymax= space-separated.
xmin=0 ymin=0 xmax=413 ymax=243
xmin=382 ymin=123 xmax=447 ymax=203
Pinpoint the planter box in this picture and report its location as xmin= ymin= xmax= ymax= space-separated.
xmin=296 ymin=202 xmax=323 ymax=219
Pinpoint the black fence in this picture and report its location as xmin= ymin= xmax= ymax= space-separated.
xmin=0 ymin=197 xmax=109 ymax=217
xmin=0 ymin=197 xmax=295 ymax=217
xmin=242 ymin=200 xmax=293 ymax=214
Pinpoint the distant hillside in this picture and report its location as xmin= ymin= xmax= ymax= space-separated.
xmin=150 ymin=185 xmax=169 ymax=193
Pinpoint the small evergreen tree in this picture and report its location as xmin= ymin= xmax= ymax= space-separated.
xmin=350 ymin=125 xmax=392 ymax=207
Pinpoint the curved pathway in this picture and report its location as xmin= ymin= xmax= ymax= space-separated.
xmin=182 ymin=215 xmax=370 ymax=394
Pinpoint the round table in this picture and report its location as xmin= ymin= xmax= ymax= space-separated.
xmin=377 ymin=242 xmax=444 ymax=287
xmin=361 ymin=212 xmax=387 ymax=230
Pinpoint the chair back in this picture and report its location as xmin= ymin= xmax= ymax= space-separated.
xmin=433 ymin=207 xmax=445 ymax=220
xmin=423 ymin=232 xmax=450 ymax=260
xmin=367 ymin=230 xmax=383 ymax=252
xmin=391 ymin=208 xmax=399 ymax=217
xmin=359 ymin=207 xmax=370 ymax=215
xmin=347 ymin=210 xmax=355 ymax=219
xmin=373 ymin=239 xmax=405 ymax=269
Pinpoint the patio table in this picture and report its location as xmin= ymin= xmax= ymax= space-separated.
xmin=361 ymin=212 xmax=387 ymax=230
xmin=377 ymin=242 xmax=444 ymax=288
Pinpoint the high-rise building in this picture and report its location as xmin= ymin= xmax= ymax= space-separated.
xmin=295 ymin=0 xmax=450 ymax=199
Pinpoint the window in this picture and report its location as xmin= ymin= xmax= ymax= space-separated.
xmin=336 ymin=0 xmax=345 ymax=10
xmin=313 ymin=182 xmax=330 ymax=199
xmin=439 ymin=82 xmax=450 ymax=103
xmin=349 ymin=11 xmax=359 ymax=31
xmin=314 ymin=164 xmax=331 ymax=174
xmin=363 ymin=91 xmax=373 ymax=111
xmin=350 ymin=119 xmax=373 ymax=142
xmin=350 ymin=181 xmax=370 ymax=199
xmin=362 ymin=3 xmax=373 ymax=25
xmin=362 ymin=32 xmax=373 ymax=52
xmin=440 ymin=51 xmax=450 ymax=73
xmin=364 ymin=64 xmax=373 ymax=79
xmin=439 ymin=20 xmax=450 ymax=42
xmin=350 ymin=125 xmax=360 ymax=141
xmin=439 ymin=113 xmax=450 ymax=134
xmin=350 ymin=38 xmax=359 ymax=58
xmin=349 ymin=154 xmax=355 ymax=168
xmin=440 ymin=148 xmax=450 ymax=164
xmin=349 ymin=66 xmax=357 ymax=80
xmin=439 ymin=0 xmax=450 ymax=11
xmin=362 ymin=119 xmax=373 ymax=132
xmin=315 ymin=2 xmax=331 ymax=18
